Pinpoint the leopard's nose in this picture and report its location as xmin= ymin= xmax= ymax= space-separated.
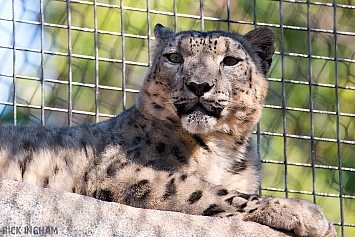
xmin=185 ymin=82 xmax=214 ymax=97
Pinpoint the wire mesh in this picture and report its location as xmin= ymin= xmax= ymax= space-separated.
xmin=0 ymin=0 xmax=354 ymax=236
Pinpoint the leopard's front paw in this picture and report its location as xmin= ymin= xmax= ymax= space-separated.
xmin=243 ymin=197 xmax=336 ymax=237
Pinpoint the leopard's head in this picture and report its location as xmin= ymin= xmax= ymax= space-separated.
xmin=137 ymin=24 xmax=275 ymax=136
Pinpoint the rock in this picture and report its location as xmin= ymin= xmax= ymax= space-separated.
xmin=0 ymin=178 xmax=292 ymax=236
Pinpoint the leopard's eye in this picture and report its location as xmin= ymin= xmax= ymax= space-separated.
xmin=223 ymin=56 xmax=242 ymax=66
xmin=166 ymin=53 xmax=183 ymax=64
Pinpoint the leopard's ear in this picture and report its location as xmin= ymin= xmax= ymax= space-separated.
xmin=244 ymin=28 xmax=276 ymax=74
xmin=154 ymin=24 xmax=175 ymax=42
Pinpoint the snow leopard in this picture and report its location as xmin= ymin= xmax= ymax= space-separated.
xmin=0 ymin=24 xmax=336 ymax=236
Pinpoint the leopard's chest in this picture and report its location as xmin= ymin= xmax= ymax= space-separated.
xmin=183 ymin=136 xmax=259 ymax=193
xmin=121 ymin=113 xmax=260 ymax=193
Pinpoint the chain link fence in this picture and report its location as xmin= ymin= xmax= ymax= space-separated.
xmin=0 ymin=0 xmax=354 ymax=236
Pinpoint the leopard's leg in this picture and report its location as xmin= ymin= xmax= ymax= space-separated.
xmin=89 ymin=164 xmax=336 ymax=237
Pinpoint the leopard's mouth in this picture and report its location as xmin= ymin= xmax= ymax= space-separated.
xmin=174 ymin=102 xmax=223 ymax=134
xmin=175 ymin=102 xmax=223 ymax=119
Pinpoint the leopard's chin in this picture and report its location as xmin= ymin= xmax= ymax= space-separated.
xmin=181 ymin=111 xmax=217 ymax=134
xmin=175 ymin=102 xmax=223 ymax=134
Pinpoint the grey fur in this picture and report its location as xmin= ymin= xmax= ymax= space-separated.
xmin=0 ymin=24 xmax=335 ymax=237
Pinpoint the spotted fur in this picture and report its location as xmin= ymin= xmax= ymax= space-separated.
xmin=0 ymin=24 xmax=335 ymax=236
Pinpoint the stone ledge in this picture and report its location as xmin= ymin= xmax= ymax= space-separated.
xmin=0 ymin=178 xmax=292 ymax=236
